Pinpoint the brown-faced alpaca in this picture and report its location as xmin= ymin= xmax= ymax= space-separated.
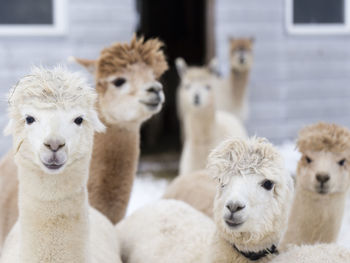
xmin=281 ymin=122 xmax=350 ymax=248
xmin=176 ymin=58 xmax=247 ymax=175
xmin=216 ymin=38 xmax=254 ymax=120
xmin=0 ymin=36 xmax=168 ymax=250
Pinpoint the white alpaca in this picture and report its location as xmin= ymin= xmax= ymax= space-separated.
xmin=215 ymin=38 xmax=254 ymax=120
xmin=163 ymin=169 xmax=216 ymax=217
xmin=281 ymin=122 xmax=350 ymax=248
xmin=270 ymin=243 xmax=350 ymax=263
xmin=0 ymin=67 xmax=121 ymax=263
xmin=116 ymin=137 xmax=294 ymax=263
xmin=176 ymin=58 xmax=247 ymax=175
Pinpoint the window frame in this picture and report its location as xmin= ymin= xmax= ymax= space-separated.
xmin=0 ymin=0 xmax=67 ymax=36
xmin=285 ymin=0 xmax=350 ymax=35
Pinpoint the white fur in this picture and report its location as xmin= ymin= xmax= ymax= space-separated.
xmin=116 ymin=137 xmax=294 ymax=263
xmin=270 ymin=243 xmax=350 ymax=263
xmin=176 ymin=58 xmax=247 ymax=175
xmin=0 ymin=67 xmax=120 ymax=263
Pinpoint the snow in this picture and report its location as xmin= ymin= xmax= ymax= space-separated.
xmin=128 ymin=142 xmax=350 ymax=248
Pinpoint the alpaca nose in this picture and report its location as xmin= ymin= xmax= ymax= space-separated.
xmin=146 ymin=82 xmax=163 ymax=94
xmin=44 ymin=139 xmax=66 ymax=152
xmin=226 ymin=201 xmax=245 ymax=214
xmin=239 ymin=56 xmax=245 ymax=64
xmin=194 ymin=94 xmax=200 ymax=105
xmin=316 ymin=173 xmax=330 ymax=183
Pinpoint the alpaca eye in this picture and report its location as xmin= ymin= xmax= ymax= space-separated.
xmin=305 ymin=156 xmax=312 ymax=164
xmin=205 ymin=85 xmax=211 ymax=90
xmin=25 ymin=116 xmax=35 ymax=125
xmin=261 ymin=180 xmax=274 ymax=191
xmin=113 ymin=78 xmax=126 ymax=88
xmin=74 ymin=117 xmax=84 ymax=126
xmin=338 ymin=159 xmax=346 ymax=166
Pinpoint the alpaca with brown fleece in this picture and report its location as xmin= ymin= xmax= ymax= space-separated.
xmin=0 ymin=67 xmax=121 ymax=263
xmin=0 ymin=36 xmax=168 ymax=250
xmin=116 ymin=137 xmax=294 ymax=263
xmin=281 ymin=122 xmax=350 ymax=248
xmin=216 ymin=38 xmax=254 ymax=120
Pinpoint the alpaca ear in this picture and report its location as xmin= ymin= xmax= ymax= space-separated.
xmin=68 ymin=57 xmax=97 ymax=75
xmin=3 ymin=119 xmax=13 ymax=136
xmin=208 ymin=57 xmax=220 ymax=77
xmin=90 ymin=111 xmax=106 ymax=133
xmin=175 ymin=57 xmax=187 ymax=78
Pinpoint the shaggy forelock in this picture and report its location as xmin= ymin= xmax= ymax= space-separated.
xmin=97 ymin=35 xmax=168 ymax=79
xmin=8 ymin=66 xmax=96 ymax=112
xmin=207 ymin=137 xmax=284 ymax=184
xmin=297 ymin=122 xmax=350 ymax=154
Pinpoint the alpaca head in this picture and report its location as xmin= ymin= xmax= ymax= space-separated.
xmin=207 ymin=137 xmax=294 ymax=251
xmin=72 ymin=35 xmax=168 ymax=125
xmin=296 ymin=122 xmax=350 ymax=195
xmin=176 ymin=57 xmax=219 ymax=113
xmin=5 ymin=67 xmax=104 ymax=175
xmin=229 ymin=38 xmax=254 ymax=72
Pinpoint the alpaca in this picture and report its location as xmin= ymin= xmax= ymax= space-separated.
xmin=176 ymin=57 xmax=247 ymax=175
xmin=270 ymin=243 xmax=350 ymax=263
xmin=0 ymin=67 xmax=121 ymax=263
xmin=163 ymin=169 xmax=216 ymax=217
xmin=73 ymin=35 xmax=168 ymax=224
xmin=281 ymin=122 xmax=350 ymax=248
xmin=216 ymin=38 xmax=254 ymax=120
xmin=116 ymin=137 xmax=294 ymax=263
xmin=0 ymin=36 xmax=168 ymax=247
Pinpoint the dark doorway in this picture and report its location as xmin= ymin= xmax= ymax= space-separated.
xmin=136 ymin=0 xmax=214 ymax=155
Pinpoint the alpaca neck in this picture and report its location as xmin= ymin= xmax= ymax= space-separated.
xmin=17 ymin=163 xmax=90 ymax=263
xmin=88 ymin=122 xmax=140 ymax=224
xmin=229 ymin=69 xmax=249 ymax=116
xmin=283 ymin=186 xmax=346 ymax=245
xmin=209 ymin=231 xmax=276 ymax=263
xmin=184 ymin=107 xmax=215 ymax=145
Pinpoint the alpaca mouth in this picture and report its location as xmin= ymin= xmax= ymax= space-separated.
xmin=316 ymin=187 xmax=329 ymax=195
xmin=43 ymin=162 xmax=64 ymax=170
xmin=315 ymin=184 xmax=329 ymax=194
xmin=140 ymin=100 xmax=161 ymax=110
xmin=225 ymin=219 xmax=244 ymax=228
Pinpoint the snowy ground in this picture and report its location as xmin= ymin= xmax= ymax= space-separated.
xmin=127 ymin=142 xmax=350 ymax=248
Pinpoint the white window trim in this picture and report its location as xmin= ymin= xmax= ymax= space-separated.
xmin=0 ymin=0 xmax=67 ymax=36
xmin=286 ymin=0 xmax=350 ymax=35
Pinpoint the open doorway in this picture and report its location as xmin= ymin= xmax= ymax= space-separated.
xmin=136 ymin=0 xmax=215 ymax=155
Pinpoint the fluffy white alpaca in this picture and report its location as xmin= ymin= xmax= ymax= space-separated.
xmin=116 ymin=137 xmax=294 ymax=263
xmin=0 ymin=67 xmax=121 ymax=263
xmin=281 ymin=122 xmax=350 ymax=248
xmin=176 ymin=58 xmax=247 ymax=175
xmin=270 ymin=243 xmax=350 ymax=263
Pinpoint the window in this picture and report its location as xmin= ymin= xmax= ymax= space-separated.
xmin=286 ymin=0 xmax=350 ymax=34
xmin=0 ymin=0 xmax=67 ymax=36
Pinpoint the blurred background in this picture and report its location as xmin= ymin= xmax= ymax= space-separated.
xmin=1 ymin=0 xmax=350 ymax=154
